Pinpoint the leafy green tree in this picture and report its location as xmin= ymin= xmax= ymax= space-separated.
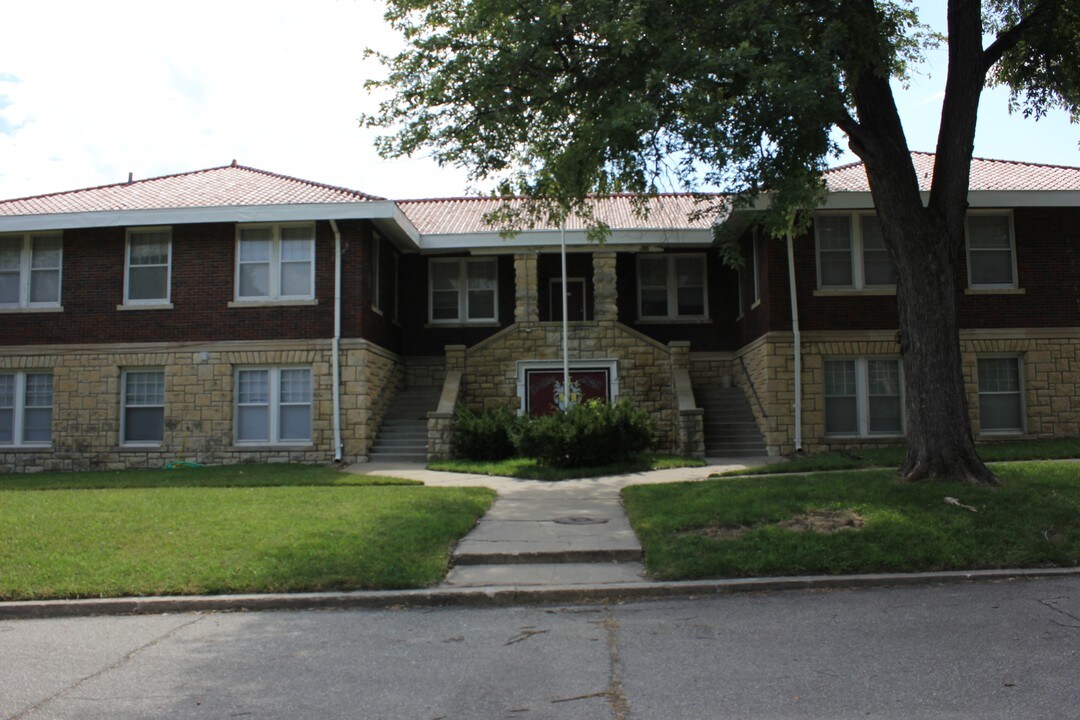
xmin=365 ymin=0 xmax=1080 ymax=485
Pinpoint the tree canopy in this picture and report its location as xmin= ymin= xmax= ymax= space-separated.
xmin=365 ymin=0 xmax=1080 ymax=484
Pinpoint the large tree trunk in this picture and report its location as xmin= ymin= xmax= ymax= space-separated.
xmin=840 ymin=0 xmax=999 ymax=486
xmin=891 ymin=213 xmax=1000 ymax=486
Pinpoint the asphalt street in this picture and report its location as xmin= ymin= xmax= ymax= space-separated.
xmin=2 ymin=576 xmax=1078 ymax=719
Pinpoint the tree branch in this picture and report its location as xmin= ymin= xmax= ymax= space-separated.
xmin=982 ymin=0 xmax=1057 ymax=72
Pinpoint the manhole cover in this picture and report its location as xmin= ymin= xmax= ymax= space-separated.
xmin=552 ymin=516 xmax=609 ymax=525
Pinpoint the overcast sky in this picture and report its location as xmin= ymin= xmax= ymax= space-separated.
xmin=0 ymin=1 xmax=1077 ymax=202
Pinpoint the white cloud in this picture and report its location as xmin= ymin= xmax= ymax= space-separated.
xmin=0 ymin=0 xmax=474 ymax=200
xmin=0 ymin=2 xmax=1076 ymax=202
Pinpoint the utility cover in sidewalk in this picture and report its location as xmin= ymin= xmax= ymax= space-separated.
xmin=552 ymin=516 xmax=609 ymax=525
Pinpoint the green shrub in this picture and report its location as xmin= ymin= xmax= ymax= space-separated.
xmin=452 ymin=406 xmax=519 ymax=461
xmin=514 ymin=400 xmax=655 ymax=468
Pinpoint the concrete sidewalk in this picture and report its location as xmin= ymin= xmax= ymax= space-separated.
xmin=346 ymin=457 xmax=783 ymax=589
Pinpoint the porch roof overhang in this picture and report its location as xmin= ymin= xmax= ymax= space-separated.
xmin=417 ymin=227 xmax=716 ymax=253
xmin=721 ymin=188 xmax=1080 ymax=233
xmin=0 ymin=201 xmax=423 ymax=251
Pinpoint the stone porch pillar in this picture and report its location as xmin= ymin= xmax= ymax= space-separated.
xmin=513 ymin=252 xmax=539 ymax=324
xmin=592 ymin=252 xmax=618 ymax=322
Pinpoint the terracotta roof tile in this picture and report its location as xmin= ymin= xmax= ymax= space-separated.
xmin=0 ymin=164 xmax=381 ymax=217
xmin=824 ymin=151 xmax=1080 ymax=193
xmin=397 ymin=194 xmax=724 ymax=235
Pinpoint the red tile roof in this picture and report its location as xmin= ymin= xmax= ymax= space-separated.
xmin=824 ymin=151 xmax=1080 ymax=192
xmin=0 ymin=163 xmax=381 ymax=217
xmin=397 ymin=194 xmax=724 ymax=235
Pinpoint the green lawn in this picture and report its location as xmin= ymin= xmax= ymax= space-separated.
xmin=428 ymin=454 xmax=705 ymax=480
xmin=623 ymin=460 xmax=1080 ymax=580
xmin=0 ymin=465 xmax=494 ymax=600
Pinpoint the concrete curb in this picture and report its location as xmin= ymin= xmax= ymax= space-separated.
xmin=3 ymin=566 xmax=1079 ymax=621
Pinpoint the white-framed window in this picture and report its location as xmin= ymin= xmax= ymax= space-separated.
xmin=0 ymin=371 xmax=53 ymax=446
xmin=637 ymin=253 xmax=708 ymax=320
xmin=236 ymin=224 xmax=315 ymax=301
xmin=966 ymin=212 xmax=1017 ymax=289
xmin=977 ymin=356 xmax=1024 ymax=433
xmin=823 ymin=358 xmax=904 ymax=436
xmin=235 ymin=367 xmax=312 ymax=444
xmin=0 ymin=233 xmax=62 ymax=308
xmin=124 ymin=228 xmax=171 ymax=305
xmin=429 ymin=257 xmax=498 ymax=323
xmin=815 ymin=213 xmax=896 ymax=290
xmin=121 ymin=369 xmax=165 ymax=445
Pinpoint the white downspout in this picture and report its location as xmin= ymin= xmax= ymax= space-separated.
xmin=329 ymin=219 xmax=343 ymax=462
xmin=785 ymin=228 xmax=803 ymax=453
xmin=560 ymin=224 xmax=570 ymax=404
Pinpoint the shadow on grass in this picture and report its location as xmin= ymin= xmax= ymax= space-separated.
xmin=0 ymin=464 xmax=419 ymax=491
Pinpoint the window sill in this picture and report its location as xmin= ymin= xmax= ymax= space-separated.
xmin=964 ymin=288 xmax=1025 ymax=295
xmin=0 ymin=305 xmax=63 ymax=314
xmin=118 ymin=444 xmax=165 ymax=452
xmin=228 ymin=299 xmax=319 ymax=308
xmin=813 ymin=288 xmax=896 ymax=297
xmin=977 ymin=430 xmax=1028 ymax=438
xmin=425 ymin=321 xmax=501 ymax=329
xmin=231 ymin=443 xmax=315 ymax=450
xmin=822 ymin=433 xmax=906 ymax=441
xmin=636 ymin=317 xmax=712 ymax=325
xmin=0 ymin=444 xmax=53 ymax=452
xmin=117 ymin=303 xmax=174 ymax=311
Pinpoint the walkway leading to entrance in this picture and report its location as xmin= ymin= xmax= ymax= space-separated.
xmin=345 ymin=458 xmax=781 ymax=588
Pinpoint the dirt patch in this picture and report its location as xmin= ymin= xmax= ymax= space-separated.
xmin=775 ymin=509 xmax=865 ymax=533
xmin=682 ymin=509 xmax=865 ymax=541
xmin=680 ymin=524 xmax=754 ymax=541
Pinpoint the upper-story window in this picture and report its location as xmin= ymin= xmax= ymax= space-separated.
xmin=966 ymin=212 xmax=1016 ymax=289
xmin=815 ymin=214 xmax=896 ymax=290
xmin=236 ymin=224 xmax=315 ymax=301
xmin=0 ymin=233 xmax=62 ymax=308
xmin=429 ymin=257 xmax=497 ymax=323
xmin=637 ymin=253 xmax=708 ymax=320
xmin=125 ymin=228 xmax=171 ymax=305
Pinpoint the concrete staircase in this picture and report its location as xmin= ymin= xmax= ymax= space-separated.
xmin=368 ymin=388 xmax=441 ymax=463
xmin=442 ymin=485 xmax=648 ymax=588
xmin=695 ymin=385 xmax=768 ymax=458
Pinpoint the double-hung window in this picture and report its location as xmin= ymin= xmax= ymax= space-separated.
xmin=977 ymin=356 xmax=1024 ymax=433
xmin=823 ymin=358 xmax=904 ymax=436
xmin=125 ymin=228 xmax=171 ymax=305
xmin=429 ymin=258 xmax=497 ymax=323
xmin=236 ymin=224 xmax=315 ymax=301
xmin=235 ymin=367 xmax=313 ymax=444
xmin=122 ymin=369 xmax=165 ymax=445
xmin=0 ymin=371 xmax=53 ymax=446
xmin=966 ymin=213 xmax=1016 ymax=289
xmin=0 ymin=233 xmax=62 ymax=308
xmin=637 ymin=253 xmax=708 ymax=320
xmin=815 ymin=214 xmax=896 ymax=290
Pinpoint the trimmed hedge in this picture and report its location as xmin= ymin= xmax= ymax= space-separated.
xmin=452 ymin=400 xmax=656 ymax=468
xmin=451 ymin=406 xmax=520 ymax=461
